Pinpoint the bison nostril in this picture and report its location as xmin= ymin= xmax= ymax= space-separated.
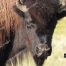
xmin=35 ymin=46 xmax=43 ymax=57
xmin=35 ymin=44 xmax=50 ymax=57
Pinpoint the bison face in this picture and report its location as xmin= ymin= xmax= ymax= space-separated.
xmin=14 ymin=0 xmax=66 ymax=66
xmin=15 ymin=0 xmax=52 ymax=55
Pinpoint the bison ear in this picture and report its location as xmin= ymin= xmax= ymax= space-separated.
xmin=15 ymin=0 xmax=28 ymax=12
xmin=13 ymin=5 xmax=25 ymax=17
xmin=13 ymin=0 xmax=27 ymax=17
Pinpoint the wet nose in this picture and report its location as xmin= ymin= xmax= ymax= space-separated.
xmin=35 ymin=44 xmax=50 ymax=57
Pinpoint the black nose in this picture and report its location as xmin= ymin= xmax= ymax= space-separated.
xmin=35 ymin=44 xmax=50 ymax=57
xmin=34 ymin=44 xmax=50 ymax=66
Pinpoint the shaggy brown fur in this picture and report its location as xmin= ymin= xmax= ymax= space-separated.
xmin=0 ymin=0 xmax=20 ymax=65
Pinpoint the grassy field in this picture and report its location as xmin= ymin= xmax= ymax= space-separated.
xmin=6 ymin=17 xmax=66 ymax=66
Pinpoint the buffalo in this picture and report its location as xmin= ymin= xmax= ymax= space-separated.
xmin=0 ymin=0 xmax=66 ymax=66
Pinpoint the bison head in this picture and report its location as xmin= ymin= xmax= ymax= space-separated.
xmin=13 ymin=0 xmax=66 ymax=66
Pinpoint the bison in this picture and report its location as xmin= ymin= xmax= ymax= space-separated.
xmin=0 ymin=0 xmax=66 ymax=66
